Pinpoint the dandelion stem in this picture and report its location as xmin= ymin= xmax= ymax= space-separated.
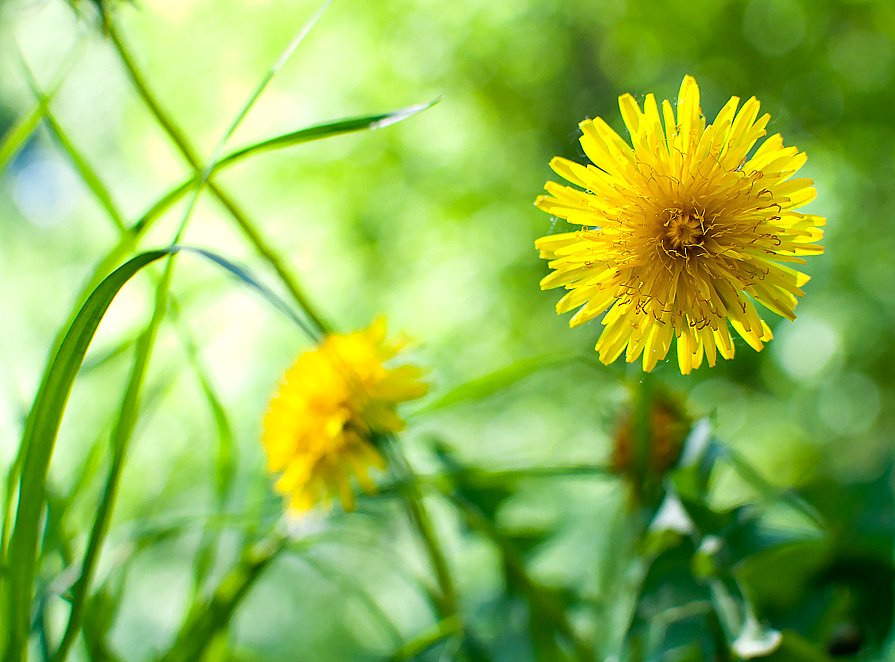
xmin=382 ymin=436 xmax=460 ymax=623
xmin=446 ymin=491 xmax=595 ymax=662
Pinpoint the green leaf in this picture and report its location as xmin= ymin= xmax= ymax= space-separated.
xmin=409 ymin=353 xmax=578 ymax=418
xmin=18 ymin=54 xmax=127 ymax=231
xmin=2 ymin=249 xmax=172 ymax=659
xmin=215 ymin=100 xmax=440 ymax=171
xmin=129 ymin=100 xmax=440 ymax=238
xmin=2 ymin=244 xmax=314 ymax=658
xmin=180 ymin=246 xmax=317 ymax=339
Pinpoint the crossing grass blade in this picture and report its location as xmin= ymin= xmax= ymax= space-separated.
xmin=298 ymin=552 xmax=404 ymax=649
xmin=0 ymin=104 xmax=42 ymax=174
xmin=0 ymin=38 xmax=81 ymax=174
xmin=106 ymin=14 xmax=437 ymax=336
xmin=18 ymin=58 xmax=127 ymax=231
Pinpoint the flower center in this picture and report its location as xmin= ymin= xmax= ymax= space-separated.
xmin=660 ymin=208 xmax=706 ymax=256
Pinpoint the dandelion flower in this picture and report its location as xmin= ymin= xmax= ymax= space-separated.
xmin=535 ymin=75 xmax=824 ymax=374
xmin=262 ymin=319 xmax=428 ymax=513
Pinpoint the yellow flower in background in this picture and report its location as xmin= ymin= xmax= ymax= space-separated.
xmin=535 ymin=75 xmax=824 ymax=374
xmin=262 ymin=319 xmax=428 ymax=513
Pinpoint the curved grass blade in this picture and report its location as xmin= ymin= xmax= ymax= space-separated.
xmin=180 ymin=246 xmax=317 ymax=339
xmin=2 ymin=249 xmax=172 ymax=659
xmin=52 ymin=244 xmax=315 ymax=660
xmin=0 ymin=105 xmax=42 ymax=174
xmin=3 ymin=245 xmax=312 ymax=658
xmin=212 ymin=101 xmax=439 ymax=173
xmin=198 ymin=0 xmax=333 ymax=177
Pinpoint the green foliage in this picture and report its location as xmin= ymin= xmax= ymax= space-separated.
xmin=1 ymin=0 xmax=894 ymax=660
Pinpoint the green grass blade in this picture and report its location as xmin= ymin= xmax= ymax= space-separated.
xmin=18 ymin=59 xmax=127 ymax=231
xmin=52 ymin=244 xmax=314 ymax=659
xmin=380 ymin=435 xmax=460 ymax=628
xmin=215 ymin=101 xmax=439 ymax=170
xmin=716 ymin=443 xmax=825 ymax=528
xmin=203 ymin=0 xmax=332 ymax=168
xmin=0 ymin=39 xmax=80 ymax=173
xmin=54 ymin=267 xmax=172 ymax=661
xmin=127 ymin=103 xmax=435 ymax=237
xmin=445 ymin=491 xmax=595 ymax=662
xmin=0 ymin=105 xmax=42 ymax=174
xmin=180 ymin=246 xmax=318 ymax=339
xmin=408 ymin=353 xmax=579 ymax=418
xmin=1 ymin=438 xmax=26 ymax=568
xmin=298 ymin=552 xmax=404 ymax=649
xmin=2 ymin=249 xmax=172 ymax=660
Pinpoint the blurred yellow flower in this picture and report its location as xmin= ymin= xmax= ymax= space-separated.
xmin=262 ymin=319 xmax=428 ymax=513
xmin=535 ymin=75 xmax=825 ymax=374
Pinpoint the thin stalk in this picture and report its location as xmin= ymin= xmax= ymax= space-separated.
xmin=105 ymin=15 xmax=329 ymax=335
xmin=381 ymin=436 xmax=459 ymax=621
xmin=447 ymin=491 xmax=595 ymax=662
xmin=298 ymin=552 xmax=403 ymax=649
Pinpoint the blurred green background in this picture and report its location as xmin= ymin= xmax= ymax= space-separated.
xmin=1 ymin=0 xmax=893 ymax=659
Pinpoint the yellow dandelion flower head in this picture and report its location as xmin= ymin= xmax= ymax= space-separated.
xmin=262 ymin=318 xmax=428 ymax=513
xmin=535 ymin=75 xmax=825 ymax=374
